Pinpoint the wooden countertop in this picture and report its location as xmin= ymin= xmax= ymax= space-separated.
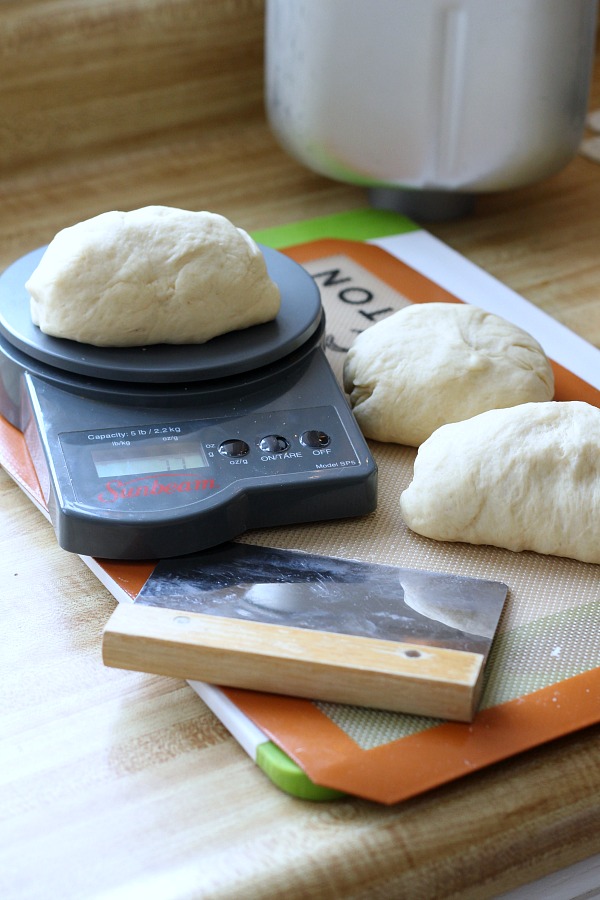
xmin=1 ymin=3 xmax=599 ymax=897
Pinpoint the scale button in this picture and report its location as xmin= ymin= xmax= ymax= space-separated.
xmin=218 ymin=439 xmax=250 ymax=458
xmin=300 ymin=430 xmax=330 ymax=448
xmin=258 ymin=434 xmax=290 ymax=453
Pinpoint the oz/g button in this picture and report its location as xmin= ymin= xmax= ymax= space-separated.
xmin=300 ymin=430 xmax=330 ymax=448
xmin=219 ymin=439 xmax=250 ymax=458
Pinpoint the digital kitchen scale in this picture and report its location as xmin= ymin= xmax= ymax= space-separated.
xmin=0 ymin=246 xmax=377 ymax=559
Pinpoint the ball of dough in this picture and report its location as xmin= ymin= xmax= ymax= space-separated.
xmin=400 ymin=401 xmax=600 ymax=565
xmin=343 ymin=303 xmax=554 ymax=446
xmin=26 ymin=206 xmax=281 ymax=347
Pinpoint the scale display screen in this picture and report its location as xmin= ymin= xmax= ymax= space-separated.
xmin=91 ymin=440 xmax=209 ymax=478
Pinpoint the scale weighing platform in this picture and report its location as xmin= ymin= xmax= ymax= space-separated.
xmin=0 ymin=246 xmax=377 ymax=559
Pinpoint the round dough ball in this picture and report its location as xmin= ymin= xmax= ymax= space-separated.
xmin=400 ymin=401 xmax=600 ymax=565
xmin=343 ymin=302 xmax=554 ymax=446
xmin=26 ymin=206 xmax=281 ymax=347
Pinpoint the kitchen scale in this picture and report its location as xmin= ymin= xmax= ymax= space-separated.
xmin=0 ymin=245 xmax=377 ymax=559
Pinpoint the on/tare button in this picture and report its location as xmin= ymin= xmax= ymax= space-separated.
xmin=218 ymin=439 xmax=250 ymax=458
xmin=300 ymin=430 xmax=330 ymax=448
xmin=258 ymin=435 xmax=290 ymax=453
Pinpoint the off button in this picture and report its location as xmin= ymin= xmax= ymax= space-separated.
xmin=218 ymin=439 xmax=250 ymax=458
xmin=300 ymin=430 xmax=330 ymax=448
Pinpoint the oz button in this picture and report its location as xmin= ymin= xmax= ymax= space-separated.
xmin=300 ymin=430 xmax=330 ymax=448
xmin=219 ymin=439 xmax=250 ymax=458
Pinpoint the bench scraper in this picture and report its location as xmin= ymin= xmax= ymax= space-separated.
xmin=102 ymin=543 xmax=508 ymax=721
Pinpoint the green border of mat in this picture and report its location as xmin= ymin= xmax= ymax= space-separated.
xmin=256 ymin=742 xmax=346 ymax=802
xmin=253 ymin=208 xmax=418 ymax=249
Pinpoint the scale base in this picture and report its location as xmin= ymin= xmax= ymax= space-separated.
xmin=22 ymin=350 xmax=377 ymax=560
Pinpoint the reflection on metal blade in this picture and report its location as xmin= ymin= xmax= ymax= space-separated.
xmin=137 ymin=543 xmax=508 ymax=659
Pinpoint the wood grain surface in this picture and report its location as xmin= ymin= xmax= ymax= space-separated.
xmin=1 ymin=2 xmax=599 ymax=898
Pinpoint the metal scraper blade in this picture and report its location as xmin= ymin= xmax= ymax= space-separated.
xmin=102 ymin=543 xmax=508 ymax=721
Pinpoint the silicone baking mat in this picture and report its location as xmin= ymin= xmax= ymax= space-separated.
xmin=1 ymin=231 xmax=598 ymax=804
xmin=216 ymin=239 xmax=600 ymax=802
